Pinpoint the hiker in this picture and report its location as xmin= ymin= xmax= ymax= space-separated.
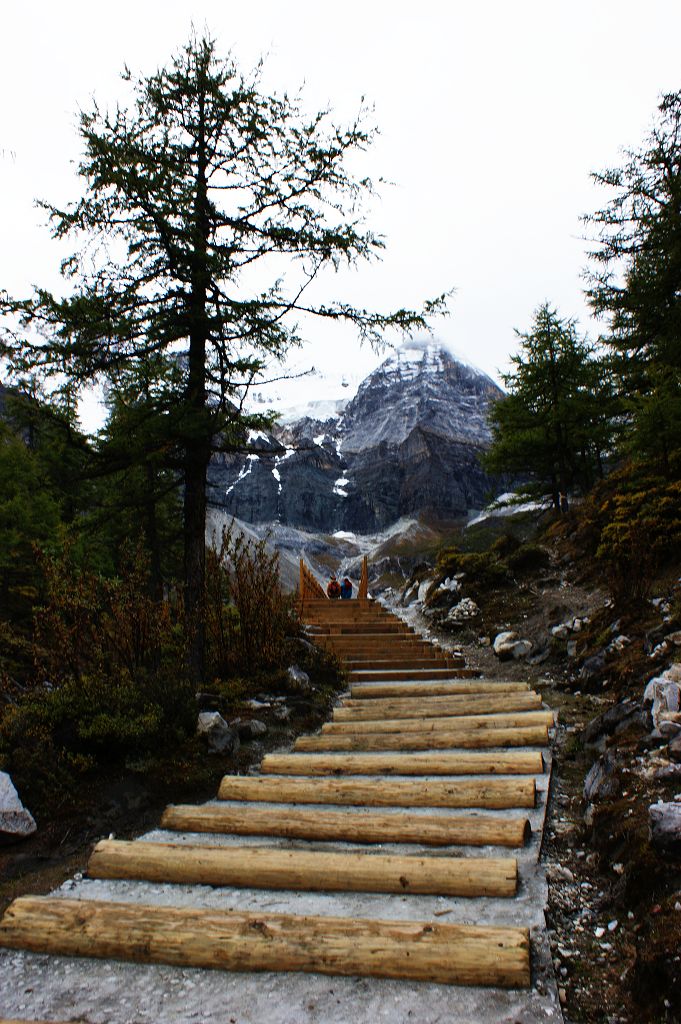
xmin=340 ymin=577 xmax=353 ymax=599
xmin=327 ymin=574 xmax=341 ymax=599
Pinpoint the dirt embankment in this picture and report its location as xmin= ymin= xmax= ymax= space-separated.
xmin=425 ymin=564 xmax=681 ymax=1024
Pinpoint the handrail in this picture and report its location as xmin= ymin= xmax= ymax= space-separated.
xmin=299 ymin=559 xmax=327 ymax=610
xmin=358 ymin=555 xmax=369 ymax=602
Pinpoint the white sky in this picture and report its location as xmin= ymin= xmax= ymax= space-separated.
xmin=2 ymin=0 xmax=680 ymax=425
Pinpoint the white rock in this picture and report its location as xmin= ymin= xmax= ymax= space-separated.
xmin=196 ymin=712 xmax=239 ymax=755
xmin=551 ymin=624 xmax=570 ymax=640
xmin=447 ymin=597 xmax=480 ymax=622
xmin=417 ymin=580 xmax=431 ymax=604
xmin=644 ymin=677 xmax=681 ymax=733
xmin=493 ymin=631 xmax=533 ymax=661
xmin=0 ymin=771 xmax=37 ymax=842
xmin=493 ymin=631 xmax=518 ymax=652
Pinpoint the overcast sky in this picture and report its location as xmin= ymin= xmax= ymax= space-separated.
xmin=2 ymin=0 xmax=680 ymax=422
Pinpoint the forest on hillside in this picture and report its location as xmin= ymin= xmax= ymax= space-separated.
xmin=1 ymin=35 xmax=680 ymax=822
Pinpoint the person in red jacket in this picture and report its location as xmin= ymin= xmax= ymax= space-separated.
xmin=327 ymin=574 xmax=341 ymax=599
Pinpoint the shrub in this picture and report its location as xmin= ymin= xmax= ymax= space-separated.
xmin=205 ymin=522 xmax=298 ymax=679
xmin=0 ymin=542 xmax=193 ymax=809
xmin=506 ymin=543 xmax=551 ymax=573
xmin=596 ymin=481 xmax=681 ymax=603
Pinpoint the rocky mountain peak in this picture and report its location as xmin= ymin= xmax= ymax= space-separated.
xmin=341 ymin=338 xmax=500 ymax=453
xmin=208 ymin=338 xmax=505 ymax=532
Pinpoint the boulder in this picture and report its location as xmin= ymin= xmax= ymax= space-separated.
xmin=658 ymin=713 xmax=681 ymax=738
xmin=584 ymin=751 xmax=623 ymax=804
xmin=643 ymin=675 xmax=681 ymax=735
xmin=234 ymin=719 xmax=268 ymax=742
xmin=649 ymin=801 xmax=681 ymax=857
xmin=286 ymin=665 xmax=312 ymax=693
xmin=197 ymin=712 xmax=240 ymax=755
xmin=669 ymin=733 xmax=681 ymax=764
xmin=493 ymin=631 xmax=532 ymax=661
xmin=551 ymin=623 xmax=570 ymax=640
xmin=583 ymin=699 xmax=646 ymax=752
xmin=0 ymin=772 xmax=37 ymax=844
xmin=579 ymin=652 xmax=607 ymax=685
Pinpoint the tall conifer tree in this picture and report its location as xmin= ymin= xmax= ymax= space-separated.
xmin=2 ymin=35 xmax=445 ymax=680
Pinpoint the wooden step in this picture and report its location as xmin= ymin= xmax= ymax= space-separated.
xmin=334 ymin=692 xmax=542 ymax=721
xmin=349 ymin=668 xmax=477 ymax=682
xmin=327 ymin=622 xmax=411 ymax=630
xmin=323 ymin=710 xmax=554 ymax=734
xmin=350 ymin=680 xmax=529 ymax=698
xmin=161 ymin=803 xmax=531 ymax=847
xmin=0 ymin=896 xmax=531 ymax=987
xmin=88 ymin=839 xmax=518 ymax=897
xmin=261 ymin=750 xmax=544 ymax=777
xmin=294 ymin=724 xmax=549 ymax=753
xmin=217 ymin=774 xmax=537 ymax=809
xmin=346 ymin=658 xmax=464 ymax=670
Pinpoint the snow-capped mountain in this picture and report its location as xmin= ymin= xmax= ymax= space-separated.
xmin=208 ymin=338 xmax=504 ymax=532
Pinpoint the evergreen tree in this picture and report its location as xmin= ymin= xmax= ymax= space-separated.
xmin=1 ymin=35 xmax=446 ymax=681
xmin=484 ymin=304 xmax=614 ymax=508
xmin=584 ymin=91 xmax=681 ymax=474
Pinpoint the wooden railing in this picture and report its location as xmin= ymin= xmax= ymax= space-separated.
xmin=358 ymin=555 xmax=369 ymax=602
xmin=299 ymin=559 xmax=327 ymax=609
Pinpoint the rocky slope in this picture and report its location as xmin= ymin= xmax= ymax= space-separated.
xmin=208 ymin=339 xmax=504 ymax=532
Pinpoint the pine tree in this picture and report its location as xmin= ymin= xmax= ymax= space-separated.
xmin=584 ymin=91 xmax=681 ymax=474
xmin=2 ymin=34 xmax=446 ymax=681
xmin=484 ymin=304 xmax=614 ymax=508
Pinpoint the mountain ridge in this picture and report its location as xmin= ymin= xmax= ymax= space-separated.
xmin=208 ymin=338 xmax=504 ymax=533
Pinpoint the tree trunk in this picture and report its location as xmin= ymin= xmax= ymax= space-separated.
xmin=144 ymin=462 xmax=163 ymax=603
xmin=184 ymin=72 xmax=211 ymax=685
xmin=184 ymin=444 xmax=208 ymax=684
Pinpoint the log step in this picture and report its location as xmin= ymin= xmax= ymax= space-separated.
xmin=261 ymin=750 xmax=544 ymax=777
xmin=334 ymin=692 xmax=542 ymax=721
xmin=88 ymin=839 xmax=518 ymax=897
xmin=294 ymin=724 xmax=548 ymax=753
xmin=349 ymin=680 xmax=530 ymax=698
xmin=217 ymin=773 xmax=537 ymax=809
xmin=161 ymin=803 xmax=531 ymax=847
xmin=349 ymin=669 xmax=475 ymax=681
xmin=0 ymin=896 xmax=531 ymax=987
xmin=323 ymin=711 xmax=555 ymax=734
xmin=346 ymin=658 xmax=464 ymax=670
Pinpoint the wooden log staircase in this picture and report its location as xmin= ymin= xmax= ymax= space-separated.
xmin=0 ymin=558 xmax=555 ymax=1014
